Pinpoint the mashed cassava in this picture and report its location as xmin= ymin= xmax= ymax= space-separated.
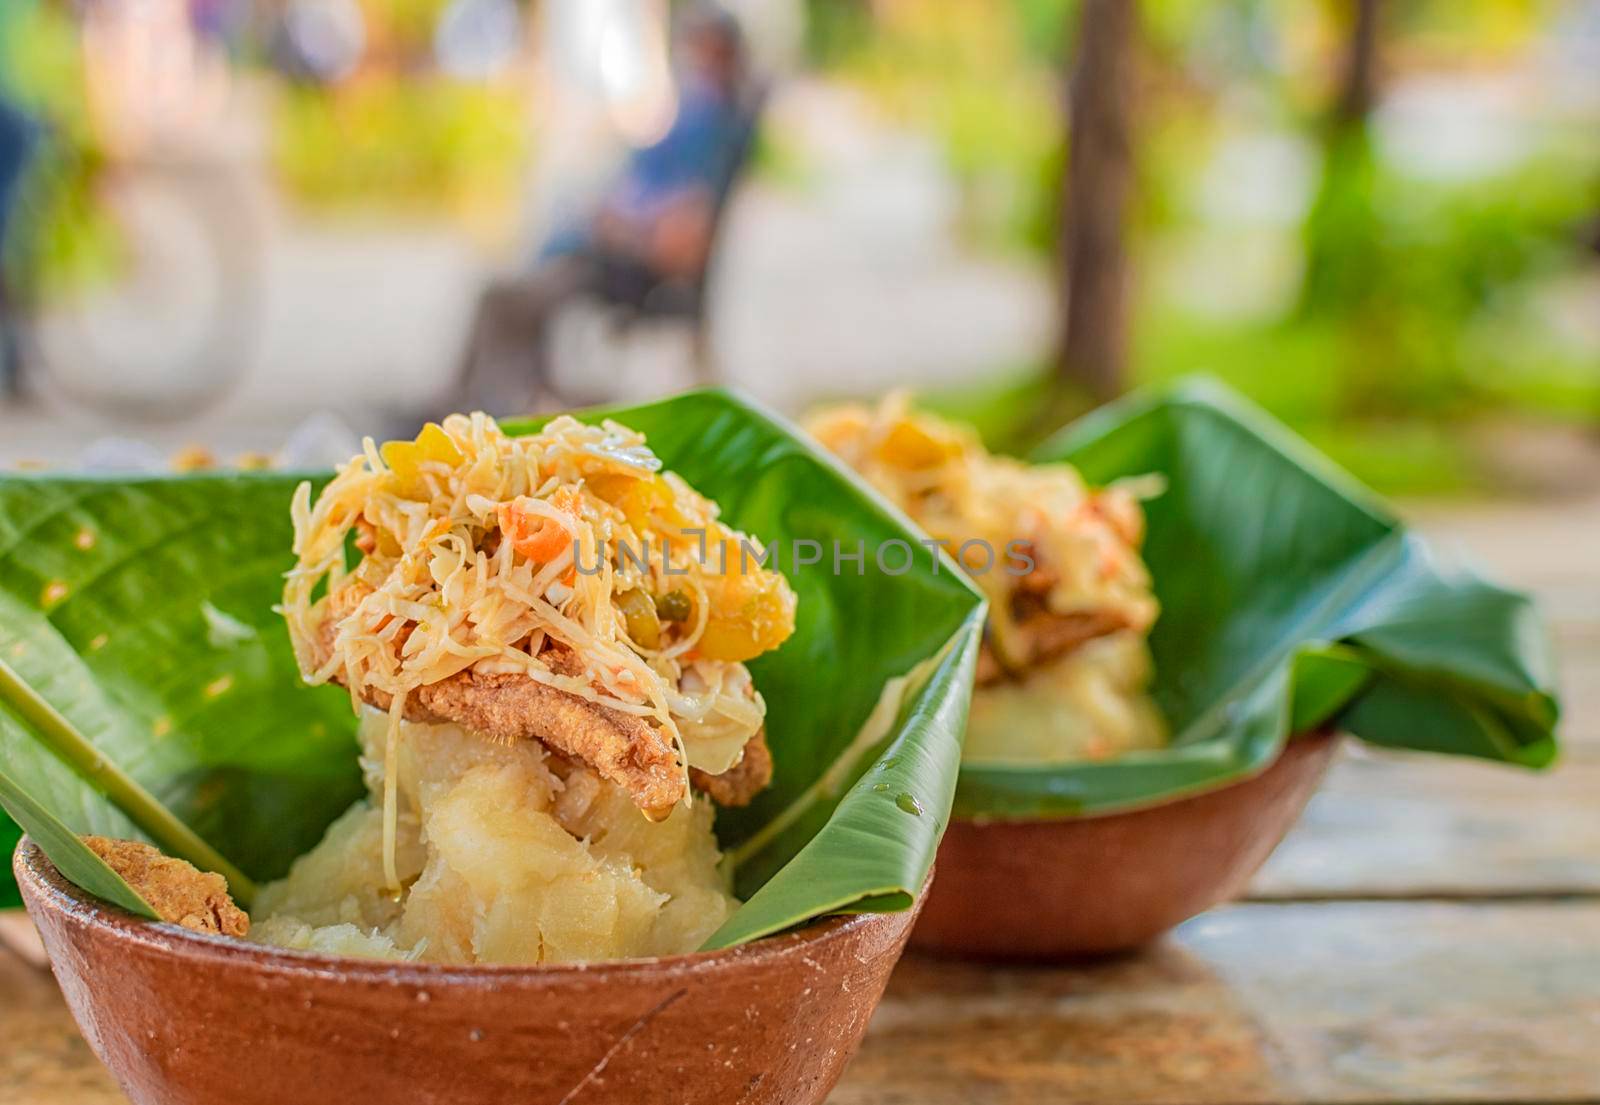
xmin=251 ymin=711 xmax=736 ymax=964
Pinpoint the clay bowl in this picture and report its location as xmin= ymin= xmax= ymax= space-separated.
xmin=16 ymin=840 xmax=922 ymax=1105
xmin=911 ymin=731 xmax=1339 ymax=960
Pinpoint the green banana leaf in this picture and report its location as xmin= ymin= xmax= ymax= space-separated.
xmin=0 ymin=768 xmax=158 ymax=920
xmin=0 ymin=471 xmax=361 ymax=905
xmin=0 ymin=813 xmax=18 ymax=908
xmin=0 ymin=390 xmax=985 ymax=951
xmin=954 ymin=379 xmax=1560 ymax=819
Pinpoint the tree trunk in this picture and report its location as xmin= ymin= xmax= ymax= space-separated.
xmin=1051 ymin=0 xmax=1138 ymax=409
xmin=1335 ymin=0 xmax=1382 ymax=126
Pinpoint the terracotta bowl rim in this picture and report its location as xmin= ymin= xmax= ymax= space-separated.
xmin=952 ymin=729 xmax=1338 ymax=826
xmin=15 ymin=837 xmax=908 ymax=983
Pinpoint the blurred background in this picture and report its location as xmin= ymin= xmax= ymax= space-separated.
xmin=0 ymin=0 xmax=1596 ymax=495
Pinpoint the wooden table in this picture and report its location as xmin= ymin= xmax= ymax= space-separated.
xmin=5 ymin=501 xmax=1598 ymax=1104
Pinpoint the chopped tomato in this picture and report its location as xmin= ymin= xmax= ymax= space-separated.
xmin=498 ymin=487 xmax=581 ymax=564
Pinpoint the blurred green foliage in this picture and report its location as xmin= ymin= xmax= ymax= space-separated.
xmin=799 ymin=0 xmax=1259 ymax=254
xmin=272 ymin=77 xmax=528 ymax=225
xmin=1300 ymin=126 xmax=1597 ymax=422
xmin=921 ymin=351 xmax=1482 ymax=496
xmin=2 ymin=0 xmax=529 ymax=271
xmin=267 ymin=0 xmax=528 ymax=224
xmin=811 ymin=0 xmax=1070 ymax=253
xmin=812 ymin=0 xmax=1599 ymax=494
xmin=379 ymin=0 xmax=457 ymax=58
xmin=6 ymin=150 xmax=123 ymax=302
xmin=0 ymin=1 xmax=124 ymax=299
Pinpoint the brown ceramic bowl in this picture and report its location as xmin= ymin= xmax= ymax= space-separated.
xmin=16 ymin=840 xmax=923 ymax=1105
xmin=911 ymin=731 xmax=1339 ymax=960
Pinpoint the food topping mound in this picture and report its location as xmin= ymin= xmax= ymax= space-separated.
xmin=283 ymin=413 xmax=796 ymax=888
xmin=808 ymin=395 xmax=1157 ymax=685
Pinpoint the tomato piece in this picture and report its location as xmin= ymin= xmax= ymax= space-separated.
xmin=498 ymin=487 xmax=580 ymax=564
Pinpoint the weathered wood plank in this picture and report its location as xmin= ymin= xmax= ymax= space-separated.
xmin=834 ymin=901 xmax=1600 ymax=1105
xmin=1555 ymin=635 xmax=1600 ymax=754
xmin=1250 ymin=746 xmax=1600 ymax=899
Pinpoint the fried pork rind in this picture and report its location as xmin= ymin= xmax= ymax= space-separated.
xmin=808 ymin=395 xmax=1158 ymax=684
xmin=81 ymin=836 xmax=248 ymax=937
xmin=690 ymin=728 xmax=772 ymax=807
xmin=314 ymin=609 xmax=685 ymax=817
xmin=284 ymin=413 xmax=795 ymax=821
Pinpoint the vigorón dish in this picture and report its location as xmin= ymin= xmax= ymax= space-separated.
xmin=254 ymin=412 xmax=797 ymax=963
xmin=808 ymin=396 xmax=1163 ymax=763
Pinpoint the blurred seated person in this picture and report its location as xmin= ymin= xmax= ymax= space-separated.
xmin=455 ymin=5 xmax=750 ymax=415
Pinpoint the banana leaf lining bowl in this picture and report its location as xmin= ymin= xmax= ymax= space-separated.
xmin=0 ymin=390 xmax=989 ymax=1097
xmin=911 ymin=382 xmax=1559 ymax=959
xmin=17 ymin=839 xmax=924 ymax=1105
